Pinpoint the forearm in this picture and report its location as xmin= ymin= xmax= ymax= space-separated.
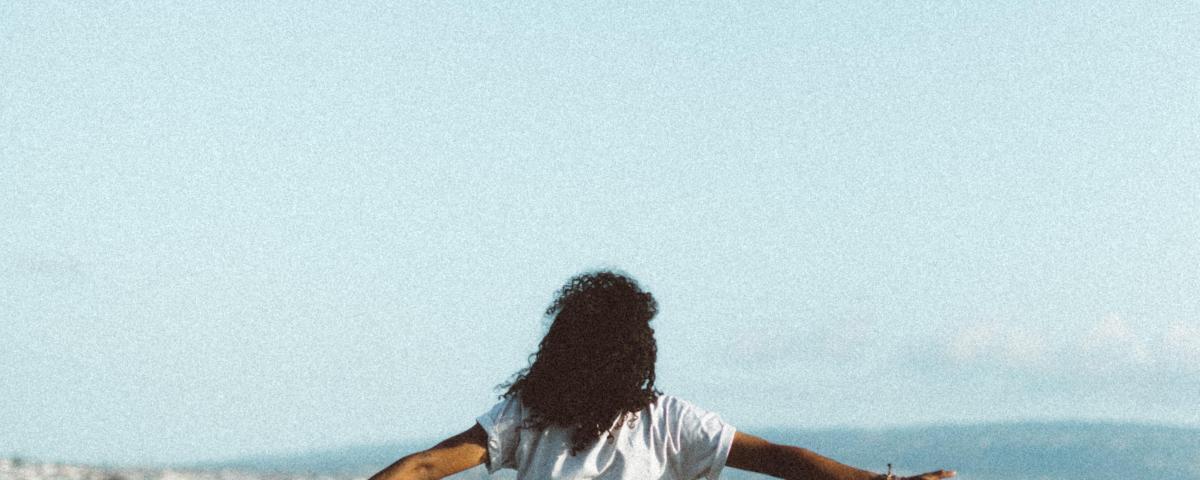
xmin=366 ymin=424 xmax=488 ymax=480
xmin=760 ymin=444 xmax=881 ymax=480
xmin=367 ymin=451 xmax=442 ymax=480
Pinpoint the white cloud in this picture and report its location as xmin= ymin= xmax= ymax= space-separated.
xmin=1081 ymin=313 xmax=1152 ymax=367
xmin=947 ymin=314 xmax=1199 ymax=374
xmin=1163 ymin=321 xmax=1200 ymax=367
xmin=948 ymin=322 xmax=1048 ymax=367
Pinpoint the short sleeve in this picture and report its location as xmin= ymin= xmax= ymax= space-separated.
xmin=474 ymin=397 xmax=524 ymax=473
xmin=676 ymin=401 xmax=737 ymax=480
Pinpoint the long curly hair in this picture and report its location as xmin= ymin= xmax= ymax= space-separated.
xmin=499 ymin=270 xmax=661 ymax=455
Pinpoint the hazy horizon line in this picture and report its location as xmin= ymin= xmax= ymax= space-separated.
xmin=9 ymin=417 xmax=1198 ymax=469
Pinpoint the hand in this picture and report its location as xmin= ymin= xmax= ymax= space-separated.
xmin=900 ymin=469 xmax=956 ymax=480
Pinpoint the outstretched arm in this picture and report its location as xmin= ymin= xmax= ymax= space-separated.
xmin=367 ymin=424 xmax=488 ymax=480
xmin=726 ymin=431 xmax=955 ymax=480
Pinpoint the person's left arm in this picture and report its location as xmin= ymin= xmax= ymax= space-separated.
xmin=366 ymin=423 xmax=488 ymax=480
xmin=726 ymin=431 xmax=955 ymax=480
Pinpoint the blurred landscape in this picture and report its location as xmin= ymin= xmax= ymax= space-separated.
xmin=5 ymin=2 xmax=1198 ymax=479
xmin=9 ymin=422 xmax=1197 ymax=480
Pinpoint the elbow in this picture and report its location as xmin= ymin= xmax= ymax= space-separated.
xmin=777 ymin=444 xmax=816 ymax=459
xmin=767 ymin=444 xmax=822 ymax=479
xmin=401 ymin=454 xmax=442 ymax=480
xmin=765 ymin=443 xmax=806 ymax=461
xmin=407 ymin=462 xmax=440 ymax=480
xmin=371 ymin=453 xmax=441 ymax=480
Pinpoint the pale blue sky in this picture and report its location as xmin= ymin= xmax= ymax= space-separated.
xmin=2 ymin=0 xmax=1198 ymax=466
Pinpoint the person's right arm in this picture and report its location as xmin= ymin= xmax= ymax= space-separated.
xmin=366 ymin=424 xmax=487 ymax=480
xmin=726 ymin=431 xmax=955 ymax=480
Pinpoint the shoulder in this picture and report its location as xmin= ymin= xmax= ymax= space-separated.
xmin=651 ymin=395 xmax=739 ymax=477
xmin=654 ymin=395 xmax=712 ymax=416
xmin=654 ymin=394 xmax=687 ymax=408
xmin=647 ymin=395 xmax=731 ymax=432
xmin=654 ymin=395 xmax=735 ymax=436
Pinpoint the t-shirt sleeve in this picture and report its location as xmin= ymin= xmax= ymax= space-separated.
xmin=677 ymin=400 xmax=738 ymax=480
xmin=474 ymin=397 xmax=524 ymax=473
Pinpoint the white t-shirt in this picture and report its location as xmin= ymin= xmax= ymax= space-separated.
xmin=475 ymin=395 xmax=737 ymax=480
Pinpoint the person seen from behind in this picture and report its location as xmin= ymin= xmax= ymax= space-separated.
xmin=368 ymin=270 xmax=956 ymax=480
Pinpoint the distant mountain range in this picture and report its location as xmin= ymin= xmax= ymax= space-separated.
xmin=184 ymin=422 xmax=1200 ymax=479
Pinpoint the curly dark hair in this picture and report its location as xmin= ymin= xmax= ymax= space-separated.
xmin=499 ymin=270 xmax=661 ymax=455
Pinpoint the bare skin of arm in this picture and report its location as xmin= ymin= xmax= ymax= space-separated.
xmin=366 ymin=424 xmax=956 ymax=480
xmin=366 ymin=424 xmax=488 ymax=480
xmin=727 ymin=431 xmax=956 ymax=480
